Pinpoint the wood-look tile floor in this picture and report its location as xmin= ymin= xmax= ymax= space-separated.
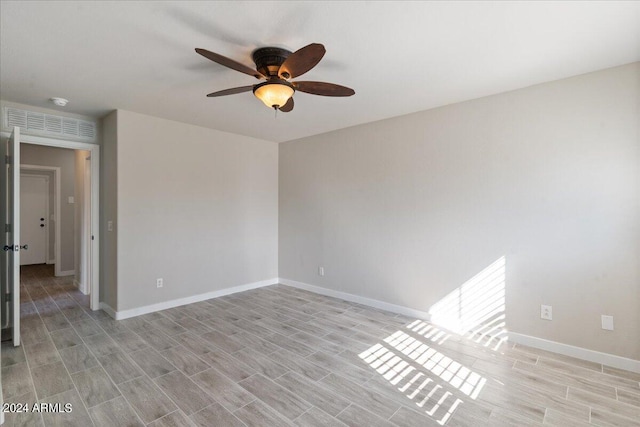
xmin=2 ymin=264 xmax=639 ymax=426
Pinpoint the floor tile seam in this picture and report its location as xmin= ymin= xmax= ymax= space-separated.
xmin=4 ymin=344 xmax=45 ymax=426
xmin=353 ymin=339 xmax=490 ymax=394
xmin=536 ymin=356 xmax=606 ymax=378
xmin=518 ymin=348 xmax=603 ymax=373
xmin=587 ymin=404 xmax=640 ymax=425
xmin=273 ymin=370 xmax=357 ymax=414
xmin=190 ymin=401 xmax=249 ymax=427
xmin=46 ymin=329 xmax=98 ymax=427
xmin=473 ymin=365 xmax=576 ymax=402
xmin=320 ymin=371 xmax=405 ymax=415
xmin=386 ymin=404 xmax=404 ymax=422
xmin=230 ymin=397 xmax=260 ymax=414
xmin=23 ymin=291 xmax=67 ymax=397
xmin=152 ymin=365 xmax=242 ymax=416
xmin=513 ymin=362 xmax=620 ymax=396
xmin=566 ymin=386 xmax=640 ymax=420
xmin=291 ymin=406 xmax=316 ymax=423
xmin=329 ymin=402 xmax=354 ymax=422
xmin=190 ymin=363 xmax=261 ymax=404
xmin=616 ymin=386 xmax=640 ymax=403
xmin=364 ymin=373 xmax=476 ymax=414
xmin=86 ymin=393 xmax=146 ymax=426
xmin=116 ymin=369 xmax=185 ymax=422
xmin=95 ymin=349 xmax=145 ymax=389
xmin=236 ymin=372 xmax=316 ymax=419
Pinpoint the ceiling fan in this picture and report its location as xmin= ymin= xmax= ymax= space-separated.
xmin=195 ymin=43 xmax=355 ymax=112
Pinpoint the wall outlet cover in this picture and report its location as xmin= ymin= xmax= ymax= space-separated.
xmin=541 ymin=305 xmax=552 ymax=320
xmin=601 ymin=315 xmax=614 ymax=331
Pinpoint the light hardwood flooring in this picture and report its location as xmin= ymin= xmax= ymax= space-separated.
xmin=2 ymin=264 xmax=639 ymax=426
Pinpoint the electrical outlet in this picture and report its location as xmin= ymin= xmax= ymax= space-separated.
xmin=156 ymin=278 xmax=163 ymax=288
xmin=601 ymin=315 xmax=614 ymax=330
xmin=318 ymin=266 xmax=324 ymax=276
xmin=541 ymin=305 xmax=552 ymax=320
xmin=107 ymin=221 xmax=113 ymax=232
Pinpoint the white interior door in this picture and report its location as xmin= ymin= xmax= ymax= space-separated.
xmin=20 ymin=175 xmax=48 ymax=265
xmin=1 ymin=127 xmax=21 ymax=346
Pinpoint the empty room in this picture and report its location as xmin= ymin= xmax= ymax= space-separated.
xmin=1 ymin=1 xmax=639 ymax=426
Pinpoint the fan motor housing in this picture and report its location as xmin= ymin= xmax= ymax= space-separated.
xmin=252 ymin=47 xmax=292 ymax=77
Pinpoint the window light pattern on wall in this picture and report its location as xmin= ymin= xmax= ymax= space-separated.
xmin=429 ymin=256 xmax=507 ymax=350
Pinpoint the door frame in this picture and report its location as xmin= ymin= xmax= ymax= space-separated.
xmin=81 ymin=156 xmax=92 ymax=295
xmin=20 ymin=166 xmax=60 ymax=272
xmin=1 ymin=131 xmax=100 ymax=311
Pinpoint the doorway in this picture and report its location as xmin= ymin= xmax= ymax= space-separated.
xmin=19 ymin=174 xmax=49 ymax=265
xmin=1 ymin=129 xmax=100 ymax=326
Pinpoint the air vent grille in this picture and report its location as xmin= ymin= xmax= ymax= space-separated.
xmin=3 ymin=107 xmax=96 ymax=142
xmin=27 ymin=113 xmax=45 ymax=131
xmin=45 ymin=115 xmax=63 ymax=133
xmin=7 ymin=108 xmax=27 ymax=128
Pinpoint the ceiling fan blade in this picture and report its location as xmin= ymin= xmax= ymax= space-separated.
xmin=279 ymin=97 xmax=294 ymax=112
xmin=294 ymin=81 xmax=355 ymax=97
xmin=279 ymin=43 xmax=326 ymax=79
xmin=206 ymin=86 xmax=254 ymax=97
xmin=196 ymin=48 xmax=264 ymax=79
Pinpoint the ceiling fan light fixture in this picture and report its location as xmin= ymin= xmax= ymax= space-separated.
xmin=253 ymin=80 xmax=294 ymax=109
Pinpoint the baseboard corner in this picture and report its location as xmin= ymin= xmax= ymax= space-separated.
xmin=278 ymin=277 xmax=432 ymax=321
xmin=99 ymin=302 xmax=117 ymax=320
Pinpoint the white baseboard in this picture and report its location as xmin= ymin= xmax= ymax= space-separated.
xmin=57 ymin=270 xmax=75 ymax=277
xmin=73 ymin=279 xmax=89 ymax=295
xmin=280 ymin=278 xmax=640 ymax=374
xmin=509 ymin=332 xmax=640 ymax=374
xmin=278 ymin=278 xmax=432 ymax=320
xmin=100 ymin=277 xmax=279 ymax=320
xmin=96 ymin=275 xmax=640 ymax=374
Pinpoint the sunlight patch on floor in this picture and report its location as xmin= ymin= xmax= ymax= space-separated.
xmin=359 ymin=331 xmax=486 ymax=424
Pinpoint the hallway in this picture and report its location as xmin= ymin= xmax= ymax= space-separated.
xmin=2 ymin=264 xmax=97 ymax=426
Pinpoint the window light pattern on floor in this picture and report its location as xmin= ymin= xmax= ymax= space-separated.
xmin=359 ymin=257 xmax=507 ymax=424
xmin=359 ymin=327 xmax=486 ymax=424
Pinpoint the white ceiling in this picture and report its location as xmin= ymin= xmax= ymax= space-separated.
xmin=1 ymin=1 xmax=639 ymax=143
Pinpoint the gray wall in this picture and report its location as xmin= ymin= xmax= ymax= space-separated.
xmin=106 ymin=110 xmax=279 ymax=311
xmin=21 ymin=144 xmax=77 ymax=273
xmin=279 ymin=63 xmax=640 ymax=360
xmin=101 ymin=112 xmax=118 ymax=308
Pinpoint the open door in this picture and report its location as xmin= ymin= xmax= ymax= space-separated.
xmin=1 ymin=127 xmax=21 ymax=346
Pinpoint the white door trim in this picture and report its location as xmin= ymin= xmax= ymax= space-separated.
xmin=2 ymin=132 xmax=100 ymax=311
xmin=21 ymin=166 xmax=60 ymax=274
xmin=81 ymin=156 xmax=92 ymax=295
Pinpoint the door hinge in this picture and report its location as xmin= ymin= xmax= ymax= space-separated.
xmin=5 ymin=223 xmax=11 ymax=233
xmin=5 ymin=293 xmax=11 ymax=302
xmin=4 ymin=155 xmax=10 ymax=164
xmin=91 ymin=235 xmax=95 ymax=241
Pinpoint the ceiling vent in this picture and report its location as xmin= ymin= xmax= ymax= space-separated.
xmin=3 ymin=107 xmax=97 ymax=143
